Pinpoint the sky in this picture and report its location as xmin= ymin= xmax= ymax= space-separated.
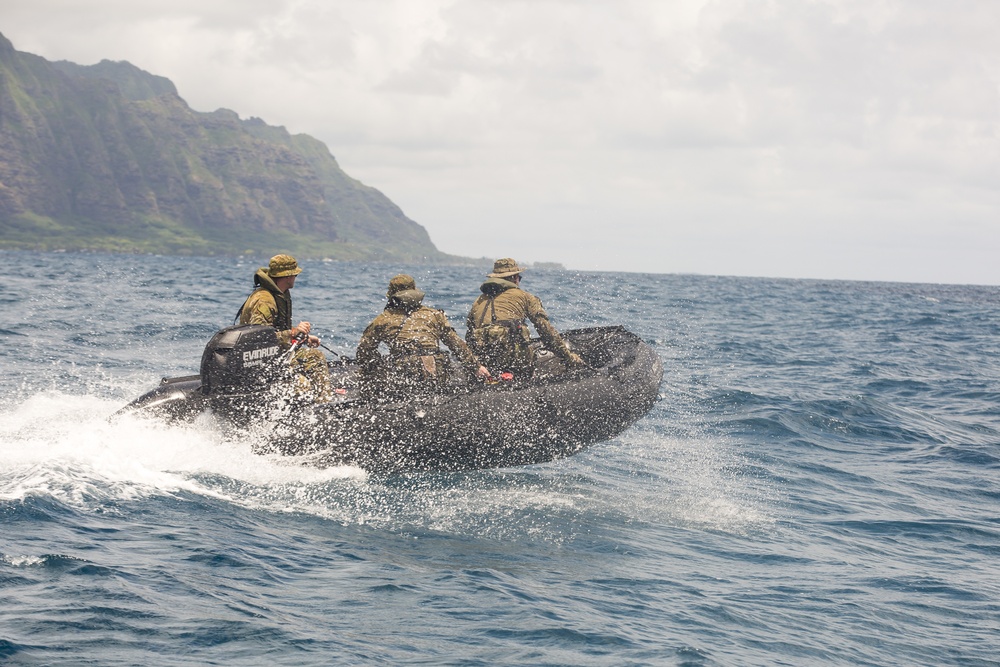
xmin=2 ymin=1 xmax=999 ymax=284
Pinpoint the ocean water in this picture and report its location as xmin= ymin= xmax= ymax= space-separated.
xmin=1 ymin=251 xmax=998 ymax=666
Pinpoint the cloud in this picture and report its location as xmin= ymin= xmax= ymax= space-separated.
xmin=3 ymin=0 xmax=999 ymax=283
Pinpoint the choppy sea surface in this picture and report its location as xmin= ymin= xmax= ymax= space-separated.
xmin=1 ymin=251 xmax=999 ymax=666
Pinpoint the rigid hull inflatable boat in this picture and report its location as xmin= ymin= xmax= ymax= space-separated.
xmin=118 ymin=325 xmax=663 ymax=473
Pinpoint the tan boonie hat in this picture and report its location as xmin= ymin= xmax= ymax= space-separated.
xmin=488 ymin=257 xmax=525 ymax=278
xmin=386 ymin=274 xmax=417 ymax=297
xmin=268 ymin=254 xmax=302 ymax=278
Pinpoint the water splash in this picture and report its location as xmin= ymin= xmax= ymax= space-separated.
xmin=0 ymin=391 xmax=362 ymax=507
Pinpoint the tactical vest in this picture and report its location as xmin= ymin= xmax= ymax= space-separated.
xmin=467 ymin=294 xmax=532 ymax=372
xmin=237 ymin=270 xmax=292 ymax=331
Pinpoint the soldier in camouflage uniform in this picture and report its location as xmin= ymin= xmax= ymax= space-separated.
xmin=466 ymin=258 xmax=585 ymax=378
xmin=356 ymin=275 xmax=490 ymax=399
xmin=238 ymin=254 xmax=333 ymax=401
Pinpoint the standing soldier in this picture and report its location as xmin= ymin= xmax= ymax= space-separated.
xmin=466 ymin=257 xmax=584 ymax=378
xmin=356 ymin=274 xmax=490 ymax=399
xmin=238 ymin=254 xmax=333 ymax=401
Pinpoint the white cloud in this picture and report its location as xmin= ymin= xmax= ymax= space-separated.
xmin=2 ymin=0 xmax=999 ymax=283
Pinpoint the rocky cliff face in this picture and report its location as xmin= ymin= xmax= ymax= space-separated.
xmin=0 ymin=33 xmax=447 ymax=261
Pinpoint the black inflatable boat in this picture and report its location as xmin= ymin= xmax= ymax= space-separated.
xmin=117 ymin=324 xmax=663 ymax=473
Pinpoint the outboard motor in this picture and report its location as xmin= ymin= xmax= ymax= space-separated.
xmin=113 ymin=325 xmax=296 ymax=426
xmin=200 ymin=325 xmax=287 ymax=397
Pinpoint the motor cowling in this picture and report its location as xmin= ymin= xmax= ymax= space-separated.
xmin=199 ymin=325 xmax=287 ymax=395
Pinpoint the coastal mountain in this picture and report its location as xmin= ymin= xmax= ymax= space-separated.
xmin=0 ymin=33 xmax=455 ymax=261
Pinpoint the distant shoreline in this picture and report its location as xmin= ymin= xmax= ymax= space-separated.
xmin=0 ymin=247 xmax=568 ymax=272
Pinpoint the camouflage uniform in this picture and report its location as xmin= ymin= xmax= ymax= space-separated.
xmin=239 ymin=269 xmax=297 ymax=344
xmin=237 ymin=255 xmax=332 ymax=401
xmin=466 ymin=258 xmax=581 ymax=376
xmin=357 ymin=275 xmax=483 ymax=398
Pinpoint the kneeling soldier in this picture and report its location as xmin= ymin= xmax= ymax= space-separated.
xmin=466 ymin=257 xmax=584 ymax=378
xmin=356 ymin=274 xmax=490 ymax=399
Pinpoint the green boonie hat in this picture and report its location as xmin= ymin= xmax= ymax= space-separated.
xmin=386 ymin=274 xmax=417 ymax=297
xmin=391 ymin=288 xmax=426 ymax=309
xmin=268 ymin=254 xmax=302 ymax=278
xmin=488 ymin=257 xmax=525 ymax=278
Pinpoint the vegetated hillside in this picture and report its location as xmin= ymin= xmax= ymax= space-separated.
xmin=0 ymin=32 xmax=458 ymax=262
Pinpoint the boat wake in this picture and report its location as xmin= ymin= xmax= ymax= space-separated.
xmin=1 ymin=387 xmax=771 ymax=539
xmin=0 ymin=391 xmax=363 ymax=507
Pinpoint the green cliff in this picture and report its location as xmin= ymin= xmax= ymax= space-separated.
xmin=0 ymin=33 xmax=453 ymax=261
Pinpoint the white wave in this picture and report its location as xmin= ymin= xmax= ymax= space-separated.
xmin=1 ymin=554 xmax=48 ymax=567
xmin=0 ymin=391 xmax=363 ymax=507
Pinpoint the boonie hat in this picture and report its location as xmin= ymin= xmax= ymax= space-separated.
xmin=268 ymin=254 xmax=302 ymax=278
xmin=488 ymin=257 xmax=525 ymax=278
xmin=386 ymin=274 xmax=417 ymax=297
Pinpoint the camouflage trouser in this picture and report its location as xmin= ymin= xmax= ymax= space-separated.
xmin=291 ymin=348 xmax=334 ymax=402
